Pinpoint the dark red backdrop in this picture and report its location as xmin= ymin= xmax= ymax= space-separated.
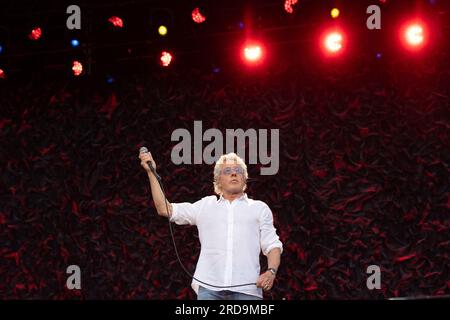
xmin=0 ymin=60 xmax=449 ymax=299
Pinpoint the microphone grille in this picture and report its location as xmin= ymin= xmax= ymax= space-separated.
xmin=139 ymin=146 xmax=148 ymax=154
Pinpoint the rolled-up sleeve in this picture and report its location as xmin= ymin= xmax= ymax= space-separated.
xmin=170 ymin=198 xmax=205 ymax=226
xmin=259 ymin=204 xmax=283 ymax=256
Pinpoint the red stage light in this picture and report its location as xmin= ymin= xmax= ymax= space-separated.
xmin=243 ymin=45 xmax=263 ymax=63
xmin=160 ymin=51 xmax=173 ymax=67
xmin=0 ymin=68 xmax=6 ymax=79
xmin=398 ymin=20 xmax=430 ymax=52
xmin=325 ymin=32 xmax=343 ymax=53
xmin=320 ymin=30 xmax=345 ymax=56
xmin=404 ymin=23 xmax=425 ymax=48
xmin=406 ymin=25 xmax=423 ymax=45
xmin=72 ymin=61 xmax=83 ymax=76
xmin=29 ymin=27 xmax=42 ymax=40
xmin=108 ymin=16 xmax=124 ymax=28
xmin=284 ymin=0 xmax=298 ymax=14
xmin=192 ymin=7 xmax=206 ymax=23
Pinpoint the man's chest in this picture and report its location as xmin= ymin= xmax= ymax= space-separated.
xmin=197 ymin=204 xmax=260 ymax=230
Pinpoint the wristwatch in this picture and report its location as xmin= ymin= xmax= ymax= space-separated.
xmin=267 ymin=268 xmax=277 ymax=276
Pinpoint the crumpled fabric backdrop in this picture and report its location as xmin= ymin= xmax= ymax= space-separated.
xmin=0 ymin=61 xmax=449 ymax=299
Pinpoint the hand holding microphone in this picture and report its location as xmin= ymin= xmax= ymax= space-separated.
xmin=139 ymin=147 xmax=161 ymax=181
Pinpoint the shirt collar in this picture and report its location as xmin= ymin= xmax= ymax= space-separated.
xmin=217 ymin=193 xmax=248 ymax=203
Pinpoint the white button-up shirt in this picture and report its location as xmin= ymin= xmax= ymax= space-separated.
xmin=170 ymin=193 xmax=283 ymax=298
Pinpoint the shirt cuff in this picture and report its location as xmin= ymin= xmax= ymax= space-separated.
xmin=169 ymin=203 xmax=179 ymax=222
xmin=263 ymin=243 xmax=283 ymax=256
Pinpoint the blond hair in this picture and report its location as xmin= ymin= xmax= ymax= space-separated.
xmin=213 ymin=153 xmax=248 ymax=195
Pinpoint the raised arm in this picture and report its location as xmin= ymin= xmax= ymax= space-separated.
xmin=139 ymin=151 xmax=173 ymax=217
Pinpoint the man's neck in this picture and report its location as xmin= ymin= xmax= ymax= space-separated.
xmin=222 ymin=192 xmax=244 ymax=202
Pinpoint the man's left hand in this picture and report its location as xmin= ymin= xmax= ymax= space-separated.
xmin=256 ymin=271 xmax=276 ymax=291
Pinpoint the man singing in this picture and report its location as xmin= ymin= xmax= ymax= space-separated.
xmin=139 ymin=151 xmax=283 ymax=300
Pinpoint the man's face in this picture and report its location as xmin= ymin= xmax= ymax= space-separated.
xmin=218 ymin=162 xmax=246 ymax=195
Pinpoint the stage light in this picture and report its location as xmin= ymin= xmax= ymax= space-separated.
xmin=72 ymin=60 xmax=83 ymax=76
xmin=70 ymin=39 xmax=79 ymax=48
xmin=284 ymin=0 xmax=298 ymax=14
xmin=319 ymin=28 xmax=347 ymax=57
xmin=399 ymin=20 xmax=430 ymax=52
xmin=158 ymin=25 xmax=168 ymax=36
xmin=160 ymin=51 xmax=173 ymax=67
xmin=29 ymin=27 xmax=42 ymax=41
xmin=192 ymin=7 xmax=206 ymax=23
xmin=243 ymin=45 xmax=263 ymax=63
xmin=405 ymin=24 xmax=424 ymax=47
xmin=0 ymin=45 xmax=3 ymax=54
xmin=108 ymin=16 xmax=124 ymax=28
xmin=106 ymin=75 xmax=115 ymax=84
xmin=331 ymin=8 xmax=340 ymax=19
xmin=324 ymin=32 xmax=343 ymax=53
xmin=0 ymin=68 xmax=5 ymax=79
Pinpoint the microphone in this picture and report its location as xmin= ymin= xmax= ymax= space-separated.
xmin=139 ymin=146 xmax=161 ymax=181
